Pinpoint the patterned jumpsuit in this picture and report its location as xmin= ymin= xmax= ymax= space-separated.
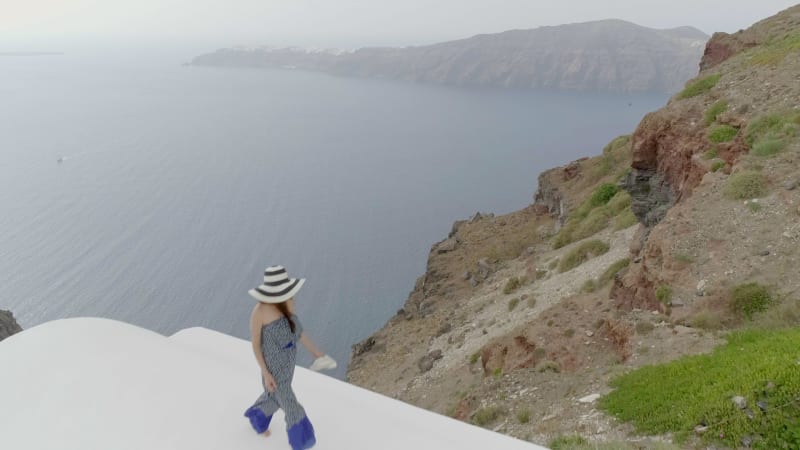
xmin=244 ymin=314 xmax=316 ymax=450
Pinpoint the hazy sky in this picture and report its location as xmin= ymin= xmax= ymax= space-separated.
xmin=2 ymin=0 xmax=798 ymax=49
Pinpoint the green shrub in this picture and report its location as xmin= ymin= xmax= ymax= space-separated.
xmin=745 ymin=113 xmax=800 ymax=149
xmin=599 ymin=258 xmax=630 ymax=285
xmin=580 ymin=279 xmax=597 ymax=293
xmin=492 ymin=367 xmax=502 ymax=378
xmin=751 ymin=138 xmax=786 ymax=157
xmin=589 ymin=183 xmax=619 ymax=207
xmin=673 ymin=252 xmax=694 ymax=264
xmin=704 ymin=100 xmax=728 ymax=125
xmin=548 ymin=435 xmax=588 ymax=450
xmin=554 ymin=190 xmax=633 ymax=248
xmin=691 ymin=310 xmax=723 ymax=330
xmin=516 ymin=409 xmax=531 ymax=424
xmin=751 ymin=32 xmax=800 ymax=65
xmin=747 ymin=201 xmax=762 ymax=213
xmin=472 ymin=406 xmax=502 ymax=426
xmin=613 ymin=209 xmax=638 ymax=230
xmin=655 ymin=285 xmax=672 ymax=305
xmin=469 ymin=352 xmax=480 ymax=364
xmin=537 ymin=360 xmax=560 ymax=373
xmin=508 ymin=297 xmax=520 ymax=311
xmin=731 ymin=282 xmax=773 ymax=319
xmin=702 ymin=147 xmax=719 ymax=160
xmin=724 ymin=170 xmax=766 ymax=199
xmin=503 ymin=277 xmax=523 ymax=295
xmin=527 ymin=296 xmax=537 ymax=308
xmin=600 ymin=328 xmax=800 ymax=448
xmin=710 ymin=160 xmax=725 ymax=172
xmin=558 ymin=240 xmax=610 ymax=272
xmin=635 ymin=321 xmax=655 ymax=335
xmin=679 ymin=74 xmax=721 ymax=99
xmin=708 ymin=125 xmax=739 ymax=143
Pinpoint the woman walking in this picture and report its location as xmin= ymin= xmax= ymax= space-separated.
xmin=244 ymin=265 xmax=336 ymax=450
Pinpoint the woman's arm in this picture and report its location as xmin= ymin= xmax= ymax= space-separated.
xmin=299 ymin=332 xmax=324 ymax=359
xmin=250 ymin=306 xmax=277 ymax=391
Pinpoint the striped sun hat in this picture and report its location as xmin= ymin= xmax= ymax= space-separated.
xmin=248 ymin=265 xmax=305 ymax=304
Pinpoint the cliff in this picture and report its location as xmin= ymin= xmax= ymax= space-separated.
xmin=347 ymin=5 xmax=800 ymax=449
xmin=0 ymin=310 xmax=22 ymax=342
xmin=190 ymin=20 xmax=707 ymax=93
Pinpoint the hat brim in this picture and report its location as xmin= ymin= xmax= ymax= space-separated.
xmin=248 ymin=278 xmax=305 ymax=304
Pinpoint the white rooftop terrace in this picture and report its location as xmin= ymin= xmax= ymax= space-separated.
xmin=0 ymin=318 xmax=547 ymax=450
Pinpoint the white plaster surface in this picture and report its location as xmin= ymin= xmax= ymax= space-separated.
xmin=0 ymin=318 xmax=547 ymax=450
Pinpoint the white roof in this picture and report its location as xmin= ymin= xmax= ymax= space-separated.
xmin=0 ymin=318 xmax=547 ymax=450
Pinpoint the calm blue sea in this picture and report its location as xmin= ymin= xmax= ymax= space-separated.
xmin=0 ymin=51 xmax=668 ymax=377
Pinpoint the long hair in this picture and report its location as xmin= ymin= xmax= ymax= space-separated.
xmin=274 ymin=301 xmax=296 ymax=334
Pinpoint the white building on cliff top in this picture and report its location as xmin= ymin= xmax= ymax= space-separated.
xmin=0 ymin=318 xmax=548 ymax=450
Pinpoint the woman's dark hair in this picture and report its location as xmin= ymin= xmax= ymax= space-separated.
xmin=274 ymin=301 xmax=296 ymax=333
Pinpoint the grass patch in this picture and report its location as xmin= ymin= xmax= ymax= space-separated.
xmin=469 ymin=352 xmax=480 ymax=364
xmin=516 ymin=409 xmax=531 ymax=424
xmin=708 ymin=125 xmax=739 ymax=143
xmin=674 ymin=252 xmax=694 ymax=264
xmin=752 ymin=138 xmax=787 ymax=157
xmin=548 ymin=435 xmax=588 ymax=450
xmin=600 ymin=328 xmax=800 ymax=449
xmin=599 ymin=258 xmax=630 ymax=285
xmin=691 ymin=310 xmax=724 ymax=331
xmin=704 ymin=100 xmax=728 ymax=125
xmin=558 ymin=240 xmax=610 ymax=273
xmin=503 ymin=277 xmax=523 ymax=295
xmin=613 ymin=208 xmax=637 ymax=230
xmin=635 ymin=321 xmax=654 ymax=335
xmin=724 ymin=170 xmax=766 ymax=199
xmin=537 ymin=360 xmax=560 ymax=373
xmin=588 ymin=135 xmax=631 ymax=182
xmin=752 ymin=298 xmax=800 ymax=329
xmin=580 ymin=279 xmax=597 ymax=293
xmin=527 ymin=296 xmax=537 ymax=308
xmin=492 ymin=367 xmax=503 ymax=379
xmin=731 ymin=282 xmax=773 ymax=320
xmin=472 ymin=406 xmax=502 ymax=426
xmin=554 ymin=191 xmax=632 ymax=248
xmin=678 ymin=73 xmax=721 ymax=99
xmin=655 ymin=285 xmax=671 ymax=305
xmin=508 ymin=297 xmax=520 ymax=311
xmin=745 ymin=112 xmax=800 ymax=158
xmin=747 ymin=201 xmax=762 ymax=213
xmin=702 ymin=147 xmax=719 ymax=160
xmin=589 ymin=183 xmax=619 ymax=207
xmin=710 ymin=160 xmax=725 ymax=172
xmin=750 ymin=32 xmax=800 ymax=66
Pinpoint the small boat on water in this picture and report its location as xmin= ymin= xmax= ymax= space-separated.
xmin=57 ymin=157 xmax=64 ymax=163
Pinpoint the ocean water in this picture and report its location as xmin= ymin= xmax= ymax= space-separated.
xmin=0 ymin=52 xmax=668 ymax=378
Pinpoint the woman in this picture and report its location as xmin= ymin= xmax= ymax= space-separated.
xmin=243 ymin=265 xmax=336 ymax=450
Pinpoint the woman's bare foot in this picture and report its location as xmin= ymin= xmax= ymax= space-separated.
xmin=261 ymin=430 xmax=271 ymax=438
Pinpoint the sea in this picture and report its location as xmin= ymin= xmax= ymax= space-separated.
xmin=0 ymin=50 xmax=668 ymax=378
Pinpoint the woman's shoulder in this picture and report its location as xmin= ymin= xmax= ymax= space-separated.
xmin=253 ymin=303 xmax=281 ymax=322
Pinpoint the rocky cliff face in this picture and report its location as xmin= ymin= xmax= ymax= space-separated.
xmin=191 ymin=20 xmax=707 ymax=93
xmin=346 ymin=5 xmax=800 ymax=447
xmin=612 ymin=4 xmax=800 ymax=310
xmin=0 ymin=310 xmax=22 ymax=342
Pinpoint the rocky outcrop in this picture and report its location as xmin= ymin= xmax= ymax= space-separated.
xmin=192 ymin=20 xmax=707 ymax=93
xmin=0 ymin=310 xmax=22 ymax=342
xmin=614 ymin=4 xmax=800 ymax=310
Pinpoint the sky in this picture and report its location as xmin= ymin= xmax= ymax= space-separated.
xmin=2 ymin=0 xmax=798 ymax=50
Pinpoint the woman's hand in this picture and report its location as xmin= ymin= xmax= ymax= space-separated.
xmin=262 ymin=370 xmax=277 ymax=392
